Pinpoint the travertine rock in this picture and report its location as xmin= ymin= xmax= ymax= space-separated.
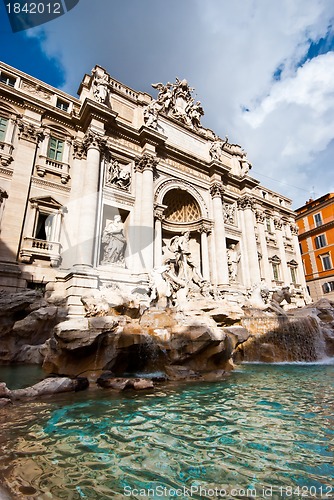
xmin=10 ymin=376 xmax=89 ymax=400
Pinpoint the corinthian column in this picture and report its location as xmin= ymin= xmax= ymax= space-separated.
xmin=139 ymin=153 xmax=158 ymax=271
xmin=61 ymin=140 xmax=86 ymax=268
xmin=210 ymin=182 xmax=229 ymax=285
xmin=76 ymin=130 xmax=106 ymax=268
xmin=274 ymin=217 xmax=290 ymax=286
xmin=200 ymin=226 xmax=211 ymax=281
xmin=125 ymin=158 xmax=144 ymax=272
xmin=255 ymin=209 xmax=272 ymax=285
xmin=154 ymin=206 xmax=165 ymax=267
xmin=237 ymin=196 xmax=261 ymax=287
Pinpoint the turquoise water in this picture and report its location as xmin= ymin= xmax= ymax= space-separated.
xmin=0 ymin=363 xmax=333 ymax=499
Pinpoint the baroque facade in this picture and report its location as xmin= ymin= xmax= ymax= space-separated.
xmin=296 ymin=193 xmax=334 ymax=301
xmin=0 ymin=62 xmax=307 ymax=314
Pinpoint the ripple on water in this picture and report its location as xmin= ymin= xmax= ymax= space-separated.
xmin=0 ymin=363 xmax=333 ymax=499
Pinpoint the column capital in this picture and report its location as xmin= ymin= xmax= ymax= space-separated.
xmin=16 ymin=119 xmax=44 ymax=144
xmin=0 ymin=188 xmax=8 ymax=205
xmin=83 ymin=130 xmax=107 ymax=153
xmin=135 ymin=152 xmax=158 ymax=173
xmin=290 ymin=223 xmax=299 ymax=235
xmin=274 ymin=217 xmax=283 ymax=230
xmin=154 ymin=205 xmax=166 ymax=221
xmin=237 ymin=195 xmax=255 ymax=211
xmin=210 ymin=181 xmax=224 ymax=198
xmin=72 ymin=140 xmax=87 ymax=160
xmin=199 ymin=222 xmax=212 ymax=234
xmin=255 ymin=209 xmax=265 ymax=223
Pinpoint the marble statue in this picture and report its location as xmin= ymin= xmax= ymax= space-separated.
xmin=144 ymin=78 xmax=204 ymax=130
xmin=169 ymin=231 xmax=204 ymax=286
xmin=224 ymin=203 xmax=236 ymax=225
xmin=101 ymin=215 xmax=126 ymax=265
xmin=227 ymin=243 xmax=241 ymax=282
xmin=149 ymin=263 xmax=186 ymax=308
xmin=209 ymin=137 xmax=223 ymax=161
xmin=272 ymin=286 xmax=292 ymax=307
xmin=92 ymin=70 xmax=110 ymax=104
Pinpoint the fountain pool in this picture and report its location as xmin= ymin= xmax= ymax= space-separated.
xmin=0 ymin=362 xmax=333 ymax=499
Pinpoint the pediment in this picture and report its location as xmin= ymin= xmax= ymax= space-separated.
xmin=270 ymin=254 xmax=281 ymax=264
xmin=29 ymin=196 xmax=62 ymax=209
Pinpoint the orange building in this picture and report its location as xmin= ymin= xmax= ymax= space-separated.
xmin=296 ymin=193 xmax=334 ymax=301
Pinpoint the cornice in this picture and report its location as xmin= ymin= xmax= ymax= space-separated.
xmin=76 ymin=98 xmax=117 ymax=130
xmin=42 ymin=112 xmax=77 ymax=131
xmin=298 ymin=219 xmax=334 ymax=239
xmin=31 ymin=176 xmax=71 ymax=193
xmin=0 ymin=61 xmax=80 ymax=104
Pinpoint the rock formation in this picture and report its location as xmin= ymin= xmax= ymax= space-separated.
xmin=0 ymin=285 xmax=333 ymax=385
xmin=0 ymin=289 xmax=67 ymax=364
xmin=0 ymin=376 xmax=88 ymax=405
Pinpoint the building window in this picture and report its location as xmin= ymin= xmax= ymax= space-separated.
xmin=47 ymin=136 xmax=64 ymax=161
xmin=320 ymin=254 xmax=332 ymax=271
xmin=290 ymin=267 xmax=297 ymax=284
xmin=0 ymin=73 xmax=16 ymax=87
xmin=323 ymin=281 xmax=334 ymax=294
xmin=262 ymin=191 xmax=267 ymax=199
xmin=56 ymin=98 xmax=69 ymax=112
xmin=314 ymin=213 xmax=323 ymax=227
xmin=265 ymin=217 xmax=272 ymax=232
xmin=272 ymin=263 xmax=280 ymax=281
xmin=0 ymin=117 xmax=8 ymax=142
xmin=35 ymin=212 xmax=55 ymax=241
xmin=315 ymin=234 xmax=327 ymax=249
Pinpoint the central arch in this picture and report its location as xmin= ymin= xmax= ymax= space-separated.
xmin=163 ymin=189 xmax=201 ymax=223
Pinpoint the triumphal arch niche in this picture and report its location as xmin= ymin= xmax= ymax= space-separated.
xmin=154 ymin=180 xmax=212 ymax=286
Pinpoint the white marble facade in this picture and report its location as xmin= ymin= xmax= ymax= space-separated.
xmin=0 ymin=62 xmax=307 ymax=312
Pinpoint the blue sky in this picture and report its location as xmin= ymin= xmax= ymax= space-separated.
xmin=0 ymin=0 xmax=334 ymax=209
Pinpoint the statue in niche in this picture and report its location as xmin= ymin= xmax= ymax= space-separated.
xmin=227 ymin=243 xmax=241 ymax=282
xmin=106 ymin=159 xmax=131 ymax=190
xmin=149 ymin=232 xmax=215 ymax=308
xmin=92 ymin=70 xmax=110 ymax=104
xmin=101 ymin=215 xmax=126 ymax=265
xmin=168 ymin=231 xmax=205 ymax=287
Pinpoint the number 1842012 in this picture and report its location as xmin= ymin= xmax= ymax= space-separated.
xmin=6 ymin=3 xmax=62 ymax=14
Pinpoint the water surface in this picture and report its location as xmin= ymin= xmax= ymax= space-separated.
xmin=0 ymin=363 xmax=333 ymax=499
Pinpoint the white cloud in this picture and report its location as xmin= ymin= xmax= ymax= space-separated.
xmin=26 ymin=0 xmax=334 ymax=207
